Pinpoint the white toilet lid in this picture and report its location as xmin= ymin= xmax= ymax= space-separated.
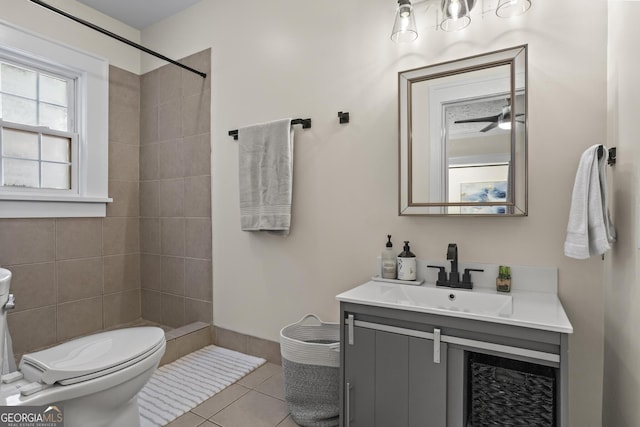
xmin=20 ymin=327 xmax=165 ymax=385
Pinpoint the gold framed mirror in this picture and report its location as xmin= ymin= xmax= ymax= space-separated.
xmin=399 ymin=45 xmax=527 ymax=216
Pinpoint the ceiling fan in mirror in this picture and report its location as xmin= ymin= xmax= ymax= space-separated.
xmin=454 ymin=102 xmax=525 ymax=133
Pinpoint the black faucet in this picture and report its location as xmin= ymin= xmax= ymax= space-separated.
xmin=447 ymin=244 xmax=460 ymax=286
xmin=427 ymin=243 xmax=484 ymax=289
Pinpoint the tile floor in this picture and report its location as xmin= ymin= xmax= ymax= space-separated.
xmin=163 ymin=362 xmax=302 ymax=427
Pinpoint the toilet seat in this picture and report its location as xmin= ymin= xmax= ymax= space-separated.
xmin=20 ymin=327 xmax=165 ymax=386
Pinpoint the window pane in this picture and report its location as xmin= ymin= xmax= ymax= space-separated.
xmin=0 ymin=63 xmax=37 ymax=99
xmin=2 ymin=128 xmax=39 ymax=159
xmin=39 ymin=103 xmax=68 ymax=131
xmin=2 ymin=94 xmax=37 ymax=125
xmin=3 ymin=158 xmax=39 ymax=188
xmin=42 ymin=135 xmax=70 ymax=163
xmin=40 ymin=74 xmax=68 ymax=106
xmin=42 ymin=162 xmax=70 ymax=189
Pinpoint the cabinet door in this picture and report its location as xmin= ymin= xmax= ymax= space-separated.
xmin=375 ymin=330 xmax=410 ymax=426
xmin=344 ymin=325 xmax=375 ymax=427
xmin=344 ymin=325 xmax=447 ymax=427
xmin=408 ymin=335 xmax=447 ymax=427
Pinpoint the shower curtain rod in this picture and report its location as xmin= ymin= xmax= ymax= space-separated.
xmin=28 ymin=0 xmax=207 ymax=79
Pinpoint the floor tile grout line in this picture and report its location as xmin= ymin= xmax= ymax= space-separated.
xmin=274 ymin=412 xmax=291 ymax=427
xmin=254 ymin=388 xmax=286 ymax=402
xmin=197 ymin=388 xmax=292 ymax=427
xmin=192 ymin=384 xmax=251 ymax=421
xmin=160 ymin=359 xmax=291 ymax=426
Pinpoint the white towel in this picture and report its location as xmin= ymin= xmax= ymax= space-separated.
xmin=564 ymin=145 xmax=616 ymax=259
xmin=238 ymin=118 xmax=294 ymax=235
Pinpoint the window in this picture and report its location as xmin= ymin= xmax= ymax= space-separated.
xmin=0 ymin=59 xmax=77 ymax=192
xmin=0 ymin=21 xmax=109 ymax=218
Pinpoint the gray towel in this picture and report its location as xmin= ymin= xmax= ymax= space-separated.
xmin=564 ymin=145 xmax=616 ymax=259
xmin=238 ymin=118 xmax=294 ymax=235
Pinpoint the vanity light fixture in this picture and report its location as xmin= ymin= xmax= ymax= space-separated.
xmin=391 ymin=0 xmax=419 ymax=43
xmin=496 ymin=0 xmax=531 ymax=18
xmin=391 ymin=0 xmax=532 ymax=42
xmin=440 ymin=0 xmax=471 ymax=32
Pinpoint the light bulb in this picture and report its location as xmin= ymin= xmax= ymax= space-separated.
xmin=448 ymin=0 xmax=462 ymax=18
xmin=440 ymin=0 xmax=471 ymax=31
xmin=391 ymin=0 xmax=418 ymax=43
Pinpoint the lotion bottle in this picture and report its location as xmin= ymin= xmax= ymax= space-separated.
xmin=397 ymin=241 xmax=417 ymax=281
xmin=381 ymin=235 xmax=397 ymax=279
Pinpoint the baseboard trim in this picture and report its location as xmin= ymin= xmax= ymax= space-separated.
xmin=213 ymin=326 xmax=281 ymax=365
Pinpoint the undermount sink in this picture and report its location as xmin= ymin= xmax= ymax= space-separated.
xmin=345 ymin=282 xmax=513 ymax=317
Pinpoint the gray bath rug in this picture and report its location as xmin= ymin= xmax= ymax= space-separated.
xmin=138 ymin=345 xmax=266 ymax=426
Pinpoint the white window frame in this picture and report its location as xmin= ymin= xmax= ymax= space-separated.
xmin=0 ymin=53 xmax=79 ymax=195
xmin=0 ymin=20 xmax=110 ymax=218
xmin=0 ymin=121 xmax=79 ymax=194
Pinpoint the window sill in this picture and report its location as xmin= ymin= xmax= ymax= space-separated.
xmin=0 ymin=196 xmax=113 ymax=218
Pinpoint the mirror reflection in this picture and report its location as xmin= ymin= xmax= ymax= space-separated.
xmin=399 ymin=46 xmax=527 ymax=216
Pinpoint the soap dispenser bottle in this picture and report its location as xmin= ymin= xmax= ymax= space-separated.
xmin=397 ymin=241 xmax=417 ymax=281
xmin=381 ymin=235 xmax=397 ymax=279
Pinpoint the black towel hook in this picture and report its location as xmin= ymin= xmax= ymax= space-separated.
xmin=608 ymin=147 xmax=617 ymax=166
xmin=598 ymin=145 xmax=616 ymax=166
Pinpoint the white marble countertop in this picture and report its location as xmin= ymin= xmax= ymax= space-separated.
xmin=336 ymin=280 xmax=573 ymax=334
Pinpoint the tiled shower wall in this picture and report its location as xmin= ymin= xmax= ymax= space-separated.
xmin=1 ymin=66 xmax=141 ymax=359
xmin=0 ymin=49 xmax=212 ymax=358
xmin=139 ymin=49 xmax=212 ymax=328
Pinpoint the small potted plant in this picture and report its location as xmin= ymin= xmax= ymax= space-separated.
xmin=496 ymin=265 xmax=512 ymax=293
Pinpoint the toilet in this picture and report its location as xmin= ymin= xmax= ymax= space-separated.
xmin=0 ymin=268 xmax=165 ymax=427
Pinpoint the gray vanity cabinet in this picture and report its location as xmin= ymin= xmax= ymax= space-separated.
xmin=343 ymin=324 xmax=447 ymax=427
xmin=339 ymin=301 xmax=569 ymax=427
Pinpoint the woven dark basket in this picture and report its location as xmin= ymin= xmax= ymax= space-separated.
xmin=469 ymin=354 xmax=556 ymax=427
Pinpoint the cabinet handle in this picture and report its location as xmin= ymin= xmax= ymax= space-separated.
xmin=346 ymin=382 xmax=352 ymax=427
xmin=433 ymin=328 xmax=441 ymax=364
xmin=347 ymin=314 xmax=354 ymax=345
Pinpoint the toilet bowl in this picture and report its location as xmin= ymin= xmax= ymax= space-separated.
xmin=0 ymin=268 xmax=165 ymax=427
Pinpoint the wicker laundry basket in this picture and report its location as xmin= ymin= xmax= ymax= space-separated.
xmin=469 ymin=353 xmax=556 ymax=427
xmin=280 ymin=314 xmax=340 ymax=427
